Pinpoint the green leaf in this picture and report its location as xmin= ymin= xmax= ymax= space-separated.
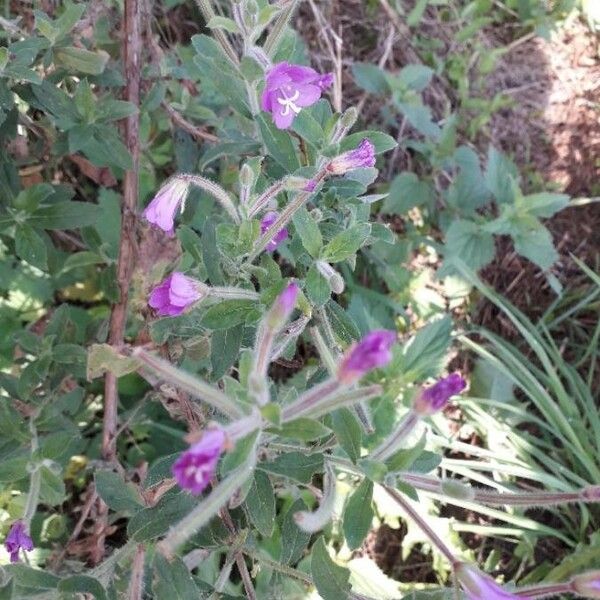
xmin=260 ymin=451 xmax=323 ymax=483
xmin=69 ymin=124 xmax=132 ymax=169
xmin=202 ymin=300 xmax=257 ymax=330
xmin=29 ymin=201 xmax=103 ymax=230
xmin=280 ymin=498 xmax=312 ymax=565
xmin=485 ymin=146 xmax=519 ymax=204
xmin=396 ymin=102 xmax=441 ymax=139
xmin=128 ymin=492 xmax=196 ymax=542
xmin=325 ymin=300 xmax=361 ymax=346
xmin=397 ymin=64 xmax=434 ymax=91
xmin=273 ymin=418 xmax=331 ymax=441
xmin=87 ymin=343 xmax=140 ymax=379
xmin=95 ymin=470 xmax=143 ymax=513
xmin=305 ymin=264 xmax=330 ymax=307
xmin=341 ymin=131 xmax=397 ymax=154
xmin=321 ymin=223 xmax=371 ymax=263
xmin=382 ymin=172 xmax=433 ymax=214
xmin=330 ymin=408 xmax=362 ymax=463
xmin=352 ymin=63 xmax=390 ymax=95
xmin=257 ymin=113 xmax=300 ymax=172
xmin=517 ymin=192 xmax=569 ymax=218
xmin=292 ymin=206 xmax=322 ymax=258
xmin=0 ymin=452 xmax=30 ymax=482
xmin=512 ymin=224 xmax=558 ymax=271
xmin=206 ymin=15 xmax=240 ymax=33
xmin=401 ymin=316 xmax=452 ymax=380
xmin=58 ymin=576 xmax=107 ymax=600
xmin=443 ymin=219 xmax=495 ymax=272
xmin=245 ymin=471 xmax=276 ymax=537
xmin=311 ymin=536 xmax=352 ymax=600
xmin=211 ymin=325 xmax=243 ymax=379
xmin=54 ymin=47 xmax=110 ymax=75
xmin=15 ymin=224 xmax=48 ymax=269
xmin=343 ymin=479 xmax=374 ymax=550
xmin=39 ymin=466 xmax=66 ymax=505
xmin=153 ymin=554 xmax=199 ymax=599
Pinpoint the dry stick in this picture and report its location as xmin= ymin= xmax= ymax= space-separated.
xmin=97 ymin=0 xmax=142 ymax=562
xmin=127 ymin=544 xmax=146 ymax=600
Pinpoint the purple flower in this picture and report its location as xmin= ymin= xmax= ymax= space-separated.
xmin=143 ymin=178 xmax=189 ymax=236
xmin=261 ymin=62 xmax=333 ymax=130
xmin=455 ymin=563 xmax=519 ymax=600
xmin=337 ymin=330 xmax=396 ymax=384
xmin=327 ymin=139 xmax=376 ymax=175
xmin=413 ymin=373 xmax=467 ymax=415
xmin=149 ymin=272 xmax=203 ymax=317
xmin=260 ymin=211 xmax=289 ymax=252
xmin=303 ymin=179 xmax=317 ymax=192
xmin=5 ymin=520 xmax=33 ymax=563
xmin=172 ymin=428 xmax=226 ymax=495
xmin=573 ymin=571 xmax=600 ymax=598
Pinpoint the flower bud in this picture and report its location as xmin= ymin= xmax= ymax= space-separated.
xmin=266 ymin=282 xmax=299 ymax=331
xmin=316 ymin=261 xmax=345 ymax=294
xmin=572 ymin=570 xmax=600 ymax=598
xmin=326 ymin=139 xmax=376 ymax=175
xmin=455 ymin=563 xmax=519 ymax=599
xmin=413 ymin=373 xmax=466 ymax=415
xmin=149 ymin=272 xmax=205 ymax=317
xmin=239 ymin=163 xmax=255 ymax=188
xmin=337 ymin=330 xmax=396 ymax=385
xmin=441 ymin=479 xmax=475 ymax=501
xmin=340 ymin=106 xmax=359 ymax=129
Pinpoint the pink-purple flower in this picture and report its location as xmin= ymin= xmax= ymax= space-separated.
xmin=337 ymin=330 xmax=396 ymax=384
xmin=266 ymin=282 xmax=299 ymax=331
xmin=413 ymin=373 xmax=467 ymax=415
xmin=260 ymin=211 xmax=289 ymax=252
xmin=327 ymin=139 xmax=376 ymax=175
xmin=455 ymin=563 xmax=519 ymax=600
xmin=5 ymin=520 xmax=33 ymax=563
xmin=261 ymin=62 xmax=333 ymax=129
xmin=143 ymin=178 xmax=189 ymax=236
xmin=172 ymin=428 xmax=226 ymax=495
xmin=573 ymin=571 xmax=600 ymax=598
xmin=149 ymin=272 xmax=204 ymax=317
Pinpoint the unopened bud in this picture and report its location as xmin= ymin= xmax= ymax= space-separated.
xmin=441 ymin=479 xmax=475 ymax=501
xmin=316 ymin=261 xmax=345 ymax=294
xmin=284 ymin=176 xmax=314 ymax=191
xmin=413 ymin=373 xmax=467 ymax=415
xmin=240 ymin=164 xmax=255 ymax=187
xmin=572 ymin=570 xmax=600 ymax=598
xmin=455 ymin=563 xmax=519 ymax=599
xmin=309 ymin=208 xmax=323 ymax=222
xmin=266 ymin=282 xmax=299 ymax=330
xmin=326 ymin=139 xmax=376 ymax=176
xmin=341 ymin=106 xmax=358 ymax=129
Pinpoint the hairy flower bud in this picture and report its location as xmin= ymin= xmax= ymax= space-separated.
xmin=413 ymin=373 xmax=467 ymax=415
xmin=148 ymin=272 xmax=204 ymax=317
xmin=337 ymin=330 xmax=396 ymax=385
xmin=455 ymin=563 xmax=519 ymax=600
xmin=572 ymin=570 xmax=600 ymax=598
xmin=327 ymin=139 xmax=376 ymax=175
xmin=266 ymin=282 xmax=299 ymax=331
xmin=316 ymin=261 xmax=345 ymax=294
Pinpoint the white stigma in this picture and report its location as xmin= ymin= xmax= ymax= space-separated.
xmin=277 ymin=89 xmax=302 ymax=116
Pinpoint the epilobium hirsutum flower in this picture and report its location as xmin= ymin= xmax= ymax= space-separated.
xmin=327 ymin=139 xmax=376 ymax=176
xmin=261 ymin=62 xmax=333 ymax=129
xmin=413 ymin=372 xmax=467 ymax=415
xmin=337 ymin=330 xmax=396 ymax=385
xmin=172 ymin=428 xmax=226 ymax=495
xmin=455 ymin=563 xmax=519 ymax=600
xmin=572 ymin=570 xmax=600 ymax=598
xmin=4 ymin=520 xmax=33 ymax=563
xmin=143 ymin=178 xmax=189 ymax=236
xmin=260 ymin=211 xmax=289 ymax=252
xmin=148 ymin=272 xmax=204 ymax=317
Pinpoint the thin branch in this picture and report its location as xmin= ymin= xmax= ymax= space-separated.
xmin=127 ymin=545 xmax=145 ymax=600
xmin=161 ymin=100 xmax=219 ymax=143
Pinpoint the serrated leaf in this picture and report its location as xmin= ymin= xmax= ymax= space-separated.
xmin=517 ymin=192 xmax=569 ymax=218
xmin=512 ymin=224 xmax=557 ymax=271
xmin=245 ymin=470 xmax=276 ymax=537
xmin=383 ymin=172 xmax=433 ymax=214
xmin=443 ymin=219 xmax=495 ymax=272
xmin=485 ymin=146 xmax=519 ymax=204
xmin=201 ymin=300 xmax=256 ymax=330
xmin=397 ymin=64 xmax=434 ymax=92
xmin=343 ymin=479 xmax=374 ymax=550
xmin=311 ymin=536 xmax=352 ymax=600
xmin=321 ymin=223 xmax=371 ymax=263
